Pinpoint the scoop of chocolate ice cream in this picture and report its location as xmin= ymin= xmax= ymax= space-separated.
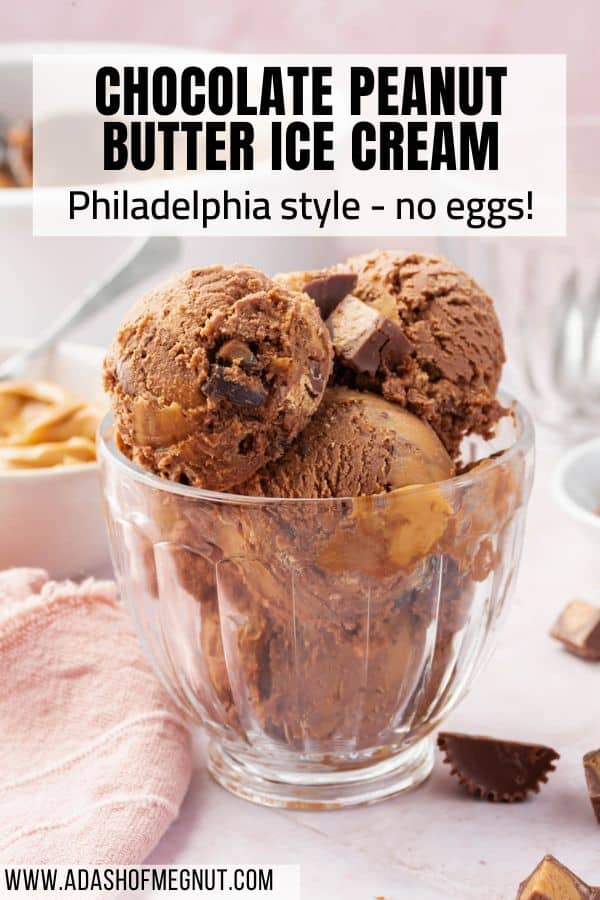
xmin=104 ymin=265 xmax=333 ymax=491
xmin=343 ymin=251 xmax=506 ymax=458
xmin=236 ymin=386 xmax=454 ymax=498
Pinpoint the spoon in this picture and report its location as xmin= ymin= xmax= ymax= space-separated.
xmin=0 ymin=235 xmax=181 ymax=381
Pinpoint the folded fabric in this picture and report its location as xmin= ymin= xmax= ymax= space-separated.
xmin=0 ymin=568 xmax=192 ymax=865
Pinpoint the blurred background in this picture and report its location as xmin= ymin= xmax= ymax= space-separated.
xmin=3 ymin=0 xmax=595 ymax=113
xmin=2 ymin=0 xmax=596 ymax=110
xmin=0 ymin=0 xmax=598 ymax=437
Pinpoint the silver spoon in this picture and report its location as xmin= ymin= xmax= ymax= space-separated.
xmin=0 ymin=235 xmax=181 ymax=381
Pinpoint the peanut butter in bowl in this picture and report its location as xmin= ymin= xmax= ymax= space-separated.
xmin=0 ymin=380 xmax=103 ymax=471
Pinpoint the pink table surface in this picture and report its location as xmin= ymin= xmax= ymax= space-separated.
xmin=145 ymin=433 xmax=600 ymax=899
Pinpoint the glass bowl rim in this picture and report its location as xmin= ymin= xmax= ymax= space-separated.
xmin=97 ymin=388 xmax=535 ymax=506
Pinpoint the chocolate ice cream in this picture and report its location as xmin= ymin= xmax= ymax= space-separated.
xmin=101 ymin=248 xmax=528 ymax=788
xmin=237 ymin=387 xmax=454 ymax=498
xmin=343 ymin=250 xmax=506 ymax=457
xmin=104 ymin=265 xmax=333 ymax=491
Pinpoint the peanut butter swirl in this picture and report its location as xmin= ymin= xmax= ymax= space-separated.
xmin=0 ymin=381 xmax=102 ymax=470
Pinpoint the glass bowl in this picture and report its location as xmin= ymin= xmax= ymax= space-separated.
xmin=98 ymin=392 xmax=534 ymax=809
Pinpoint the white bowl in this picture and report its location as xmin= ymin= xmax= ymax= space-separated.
xmin=553 ymin=437 xmax=600 ymax=530
xmin=0 ymin=339 xmax=110 ymax=579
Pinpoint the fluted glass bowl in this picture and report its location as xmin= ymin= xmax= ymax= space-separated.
xmin=98 ymin=392 xmax=534 ymax=809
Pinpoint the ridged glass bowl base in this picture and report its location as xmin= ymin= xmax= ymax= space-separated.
xmin=207 ymin=737 xmax=435 ymax=810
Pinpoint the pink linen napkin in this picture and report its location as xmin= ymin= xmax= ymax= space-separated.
xmin=0 ymin=568 xmax=192 ymax=865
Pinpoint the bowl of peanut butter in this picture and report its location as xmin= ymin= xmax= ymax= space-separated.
xmin=0 ymin=339 xmax=110 ymax=578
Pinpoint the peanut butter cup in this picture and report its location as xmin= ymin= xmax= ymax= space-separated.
xmin=516 ymin=855 xmax=599 ymax=900
xmin=437 ymin=732 xmax=559 ymax=802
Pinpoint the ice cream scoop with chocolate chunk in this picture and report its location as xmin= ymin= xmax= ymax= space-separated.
xmin=104 ymin=264 xmax=333 ymax=491
xmin=342 ymin=250 xmax=507 ymax=458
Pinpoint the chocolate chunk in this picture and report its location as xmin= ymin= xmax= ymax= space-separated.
xmin=202 ymin=366 xmax=267 ymax=409
xmin=517 ymin=855 xmax=598 ymax=899
xmin=216 ymin=339 xmax=260 ymax=373
xmin=303 ymin=271 xmax=358 ymax=318
xmin=584 ymin=750 xmax=600 ymax=824
xmin=327 ymin=294 xmax=413 ymax=376
xmin=550 ymin=600 xmax=600 ymax=660
xmin=437 ymin=732 xmax=559 ymax=802
xmin=306 ymin=362 xmax=325 ymax=398
xmin=351 ymin=316 xmax=412 ymax=375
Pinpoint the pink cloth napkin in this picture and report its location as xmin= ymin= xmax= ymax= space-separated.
xmin=0 ymin=568 xmax=192 ymax=865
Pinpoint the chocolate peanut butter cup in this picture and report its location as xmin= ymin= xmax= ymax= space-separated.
xmin=550 ymin=600 xmax=600 ymax=661
xmin=437 ymin=732 xmax=559 ymax=802
xmin=326 ymin=294 xmax=413 ymax=376
xmin=516 ymin=855 xmax=599 ymax=900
